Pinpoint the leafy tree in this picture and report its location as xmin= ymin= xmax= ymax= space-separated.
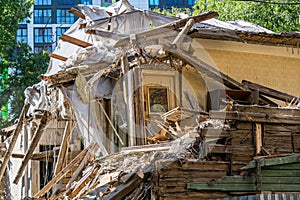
xmin=152 ymin=7 xmax=192 ymax=17
xmin=0 ymin=0 xmax=49 ymax=128
xmin=193 ymin=0 xmax=300 ymax=33
xmin=0 ymin=0 xmax=34 ymax=128
xmin=0 ymin=43 xmax=49 ymax=128
xmin=0 ymin=0 xmax=33 ymax=60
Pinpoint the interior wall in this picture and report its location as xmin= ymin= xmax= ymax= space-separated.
xmin=193 ymin=39 xmax=300 ymax=99
xmin=181 ymin=65 xmax=208 ymax=111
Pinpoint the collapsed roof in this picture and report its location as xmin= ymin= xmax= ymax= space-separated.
xmin=1 ymin=0 xmax=300 ymax=199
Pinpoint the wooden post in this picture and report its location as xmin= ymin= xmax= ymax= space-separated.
xmin=53 ymin=121 xmax=71 ymax=175
xmin=172 ymin=19 xmax=195 ymax=47
xmin=122 ymin=55 xmax=135 ymax=146
xmin=13 ymin=111 xmax=51 ymax=184
xmin=0 ymin=103 xmax=29 ymax=181
xmin=34 ymin=143 xmax=95 ymax=198
xmin=23 ymin=123 xmax=29 ymax=197
xmin=133 ymin=68 xmax=145 ymax=145
xmin=255 ymin=123 xmax=262 ymax=155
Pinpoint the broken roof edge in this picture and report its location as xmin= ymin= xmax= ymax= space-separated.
xmin=190 ymin=18 xmax=300 ymax=48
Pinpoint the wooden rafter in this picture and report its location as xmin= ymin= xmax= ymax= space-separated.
xmin=49 ymin=53 xmax=68 ymax=61
xmin=60 ymin=34 xmax=93 ymax=48
xmin=69 ymin=7 xmax=85 ymax=19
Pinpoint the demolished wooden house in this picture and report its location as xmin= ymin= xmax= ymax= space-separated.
xmin=1 ymin=0 xmax=300 ymax=199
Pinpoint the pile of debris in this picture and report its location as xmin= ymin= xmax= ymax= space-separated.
xmin=0 ymin=0 xmax=300 ymax=199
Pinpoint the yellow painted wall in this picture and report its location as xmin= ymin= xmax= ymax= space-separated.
xmin=193 ymin=39 xmax=300 ymax=98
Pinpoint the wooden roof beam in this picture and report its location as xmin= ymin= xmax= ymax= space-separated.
xmin=60 ymin=34 xmax=93 ymax=48
xmin=69 ymin=7 xmax=85 ymax=19
xmin=49 ymin=53 xmax=68 ymax=61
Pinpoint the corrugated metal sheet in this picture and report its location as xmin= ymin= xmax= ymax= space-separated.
xmin=212 ymin=193 xmax=300 ymax=200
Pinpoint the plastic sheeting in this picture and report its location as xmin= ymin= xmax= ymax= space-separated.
xmin=195 ymin=18 xmax=275 ymax=34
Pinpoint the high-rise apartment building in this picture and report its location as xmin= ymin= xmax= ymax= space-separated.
xmin=17 ymin=0 xmax=103 ymax=53
xmin=149 ymin=0 xmax=196 ymax=10
xmin=17 ymin=0 xmax=195 ymax=53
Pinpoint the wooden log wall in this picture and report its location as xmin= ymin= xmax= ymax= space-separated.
xmin=155 ymin=106 xmax=300 ymax=199
xmin=153 ymin=160 xmax=230 ymax=200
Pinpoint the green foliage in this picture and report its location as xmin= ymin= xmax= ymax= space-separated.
xmin=0 ymin=43 xmax=49 ymax=128
xmin=0 ymin=0 xmax=48 ymax=128
xmin=193 ymin=0 xmax=300 ymax=33
xmin=0 ymin=0 xmax=33 ymax=59
xmin=152 ymin=7 xmax=192 ymax=17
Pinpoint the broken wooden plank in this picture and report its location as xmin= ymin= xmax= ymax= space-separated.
xmin=0 ymin=124 xmax=17 ymax=136
xmin=39 ymin=72 xmax=77 ymax=87
xmin=54 ymin=121 xmax=71 ymax=175
xmin=114 ymin=11 xmax=219 ymax=48
xmin=68 ymin=164 xmax=100 ymax=198
xmin=255 ymin=123 xmax=262 ymax=155
xmin=11 ymin=149 xmax=60 ymax=161
xmin=210 ymin=111 xmax=300 ymax=125
xmin=49 ymin=53 xmax=68 ymax=61
xmin=235 ymin=105 xmax=300 ymax=116
xmin=121 ymin=143 xmax=171 ymax=154
xmin=34 ymin=143 xmax=96 ymax=198
xmin=66 ymin=144 xmax=98 ymax=189
xmin=172 ymin=18 xmax=195 ymax=47
xmin=102 ymin=171 xmax=151 ymax=200
xmin=60 ymin=34 xmax=93 ymax=48
xmin=13 ymin=111 xmax=51 ymax=184
xmin=0 ymin=103 xmax=29 ymax=181
xmin=242 ymin=80 xmax=299 ymax=104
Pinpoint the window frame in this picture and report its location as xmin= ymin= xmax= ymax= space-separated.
xmin=149 ymin=0 xmax=159 ymax=6
xmin=34 ymin=9 xmax=52 ymax=24
xmin=34 ymin=27 xmax=52 ymax=44
xmin=56 ymin=27 xmax=69 ymax=43
xmin=57 ymin=9 xmax=75 ymax=24
xmin=34 ymin=0 xmax=51 ymax=5
xmin=17 ymin=28 xmax=28 ymax=43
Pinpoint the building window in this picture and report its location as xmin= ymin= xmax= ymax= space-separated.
xmin=34 ymin=9 xmax=52 ymax=24
xmin=81 ymin=0 xmax=92 ymax=5
xmin=56 ymin=27 xmax=69 ymax=43
xmin=34 ymin=46 xmax=52 ymax=53
xmin=19 ymin=18 xmax=28 ymax=24
xmin=17 ymin=28 xmax=28 ymax=43
xmin=34 ymin=0 xmax=51 ymax=5
xmin=177 ymin=0 xmax=184 ymax=6
xmin=149 ymin=0 xmax=159 ymax=6
xmin=166 ymin=0 xmax=175 ymax=6
xmin=57 ymin=9 xmax=75 ymax=24
xmin=57 ymin=0 xmax=74 ymax=5
xmin=188 ymin=0 xmax=195 ymax=5
xmin=34 ymin=28 xmax=52 ymax=44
